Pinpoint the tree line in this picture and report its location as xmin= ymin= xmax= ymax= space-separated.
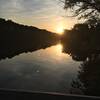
xmin=0 ymin=18 xmax=60 ymax=60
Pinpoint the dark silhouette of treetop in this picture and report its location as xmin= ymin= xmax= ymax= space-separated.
xmin=64 ymin=0 xmax=100 ymax=24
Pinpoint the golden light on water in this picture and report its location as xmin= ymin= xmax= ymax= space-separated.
xmin=56 ymin=44 xmax=63 ymax=52
xmin=46 ymin=43 xmax=63 ymax=57
xmin=54 ymin=43 xmax=63 ymax=56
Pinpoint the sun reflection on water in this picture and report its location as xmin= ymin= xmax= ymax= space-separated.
xmin=55 ymin=43 xmax=63 ymax=54
xmin=49 ymin=43 xmax=64 ymax=58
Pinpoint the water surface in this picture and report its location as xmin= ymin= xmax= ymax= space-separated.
xmin=0 ymin=43 xmax=80 ymax=93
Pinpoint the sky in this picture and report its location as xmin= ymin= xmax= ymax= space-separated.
xmin=0 ymin=0 xmax=81 ymax=33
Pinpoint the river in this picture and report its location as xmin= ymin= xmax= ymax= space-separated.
xmin=0 ymin=43 xmax=81 ymax=94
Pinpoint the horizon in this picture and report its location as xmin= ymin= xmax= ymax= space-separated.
xmin=0 ymin=17 xmax=63 ymax=34
xmin=0 ymin=0 xmax=82 ymax=34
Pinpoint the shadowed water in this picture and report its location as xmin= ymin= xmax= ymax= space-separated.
xmin=1 ymin=18 xmax=100 ymax=97
xmin=0 ymin=43 xmax=80 ymax=93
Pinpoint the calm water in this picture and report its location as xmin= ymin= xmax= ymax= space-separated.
xmin=0 ymin=43 xmax=80 ymax=94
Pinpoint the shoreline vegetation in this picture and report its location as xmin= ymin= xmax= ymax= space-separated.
xmin=61 ymin=23 xmax=100 ymax=61
xmin=62 ymin=0 xmax=100 ymax=96
xmin=1 ymin=17 xmax=100 ymax=62
xmin=0 ymin=18 xmax=60 ymax=60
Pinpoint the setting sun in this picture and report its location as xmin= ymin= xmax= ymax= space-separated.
xmin=56 ymin=27 xmax=64 ymax=35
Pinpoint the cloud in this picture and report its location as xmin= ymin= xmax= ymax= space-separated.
xmin=0 ymin=0 xmax=76 ymax=32
xmin=0 ymin=0 xmax=60 ymax=15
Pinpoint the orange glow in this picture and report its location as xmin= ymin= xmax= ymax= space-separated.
xmin=56 ymin=44 xmax=63 ymax=51
xmin=56 ymin=26 xmax=64 ymax=35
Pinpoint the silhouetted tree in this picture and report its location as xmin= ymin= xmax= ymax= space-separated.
xmin=71 ymin=53 xmax=100 ymax=96
xmin=61 ymin=1 xmax=100 ymax=95
xmin=62 ymin=23 xmax=100 ymax=61
xmin=63 ymin=0 xmax=100 ymax=25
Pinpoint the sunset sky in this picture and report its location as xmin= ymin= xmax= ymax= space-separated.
xmin=0 ymin=0 xmax=81 ymax=33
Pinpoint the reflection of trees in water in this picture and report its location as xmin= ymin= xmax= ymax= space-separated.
xmin=61 ymin=22 xmax=100 ymax=96
xmin=62 ymin=0 xmax=100 ymax=96
xmin=0 ymin=18 xmax=59 ymax=60
xmin=62 ymin=23 xmax=100 ymax=59
xmin=71 ymin=54 xmax=100 ymax=96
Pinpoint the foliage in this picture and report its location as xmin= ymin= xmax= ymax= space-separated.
xmin=71 ymin=55 xmax=100 ymax=96
xmin=61 ymin=23 xmax=100 ymax=61
xmin=63 ymin=0 xmax=100 ymax=24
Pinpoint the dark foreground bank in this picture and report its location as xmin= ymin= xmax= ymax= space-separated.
xmin=0 ymin=89 xmax=100 ymax=100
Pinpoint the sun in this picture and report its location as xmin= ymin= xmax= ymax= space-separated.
xmin=56 ymin=27 xmax=64 ymax=35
